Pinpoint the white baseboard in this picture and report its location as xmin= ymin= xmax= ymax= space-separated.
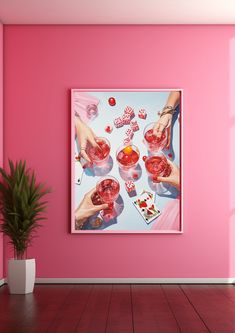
xmin=34 ymin=278 xmax=235 ymax=284
xmin=2 ymin=277 xmax=234 ymax=285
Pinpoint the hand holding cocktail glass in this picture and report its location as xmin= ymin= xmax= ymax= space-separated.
xmin=95 ymin=176 xmax=121 ymax=221
xmin=153 ymin=91 xmax=181 ymax=150
xmin=75 ymin=116 xmax=100 ymax=163
xmin=144 ymin=122 xmax=168 ymax=153
xmin=153 ymin=114 xmax=172 ymax=149
xmin=144 ymin=154 xmax=179 ymax=195
xmin=86 ymin=137 xmax=110 ymax=166
xmin=144 ymin=153 xmax=171 ymax=182
xmin=143 ymin=120 xmax=180 ymax=193
xmin=75 ymin=188 xmax=109 ymax=229
xmin=157 ymin=159 xmax=180 ymax=190
xmin=75 ymin=176 xmax=121 ymax=228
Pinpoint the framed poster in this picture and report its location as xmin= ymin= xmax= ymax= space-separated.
xmin=71 ymin=89 xmax=183 ymax=233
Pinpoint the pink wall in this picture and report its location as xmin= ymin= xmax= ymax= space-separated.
xmin=3 ymin=25 xmax=235 ymax=278
xmin=0 ymin=22 xmax=3 ymax=280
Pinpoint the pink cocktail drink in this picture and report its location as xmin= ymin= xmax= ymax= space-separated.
xmin=116 ymin=145 xmax=140 ymax=170
xmin=86 ymin=137 xmax=110 ymax=165
xmin=143 ymin=122 xmax=168 ymax=152
xmin=145 ymin=154 xmax=171 ymax=183
xmin=96 ymin=176 xmax=120 ymax=203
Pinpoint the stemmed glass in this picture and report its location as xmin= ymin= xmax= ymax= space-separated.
xmin=143 ymin=122 xmax=168 ymax=153
xmin=96 ymin=175 xmax=120 ymax=203
xmin=116 ymin=144 xmax=140 ymax=170
xmin=145 ymin=152 xmax=171 ymax=194
xmin=86 ymin=137 xmax=110 ymax=166
xmin=94 ymin=176 xmax=120 ymax=221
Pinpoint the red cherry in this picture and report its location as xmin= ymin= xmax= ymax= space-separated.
xmin=122 ymin=155 xmax=131 ymax=164
xmin=108 ymin=97 xmax=116 ymax=106
xmin=168 ymin=153 xmax=173 ymax=159
xmin=132 ymin=172 xmax=138 ymax=179
xmin=142 ymin=156 xmax=147 ymax=162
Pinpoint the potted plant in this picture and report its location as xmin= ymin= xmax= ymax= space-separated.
xmin=0 ymin=160 xmax=50 ymax=294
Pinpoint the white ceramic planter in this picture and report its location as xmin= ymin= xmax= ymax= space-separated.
xmin=8 ymin=259 xmax=36 ymax=294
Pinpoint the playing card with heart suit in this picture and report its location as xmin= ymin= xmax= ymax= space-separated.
xmin=141 ymin=189 xmax=156 ymax=202
xmin=133 ymin=192 xmax=161 ymax=224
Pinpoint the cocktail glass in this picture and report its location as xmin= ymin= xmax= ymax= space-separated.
xmin=145 ymin=153 xmax=171 ymax=194
xmin=86 ymin=137 xmax=110 ymax=166
xmin=143 ymin=122 xmax=168 ymax=153
xmin=96 ymin=175 xmax=120 ymax=203
xmin=116 ymin=144 xmax=140 ymax=170
xmin=86 ymin=104 xmax=98 ymax=120
xmin=95 ymin=176 xmax=120 ymax=221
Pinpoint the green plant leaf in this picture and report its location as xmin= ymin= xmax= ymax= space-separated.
xmin=0 ymin=160 xmax=51 ymax=258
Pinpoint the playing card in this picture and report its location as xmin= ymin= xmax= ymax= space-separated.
xmin=140 ymin=189 xmax=156 ymax=202
xmin=133 ymin=192 xmax=161 ymax=224
xmin=75 ymin=159 xmax=84 ymax=185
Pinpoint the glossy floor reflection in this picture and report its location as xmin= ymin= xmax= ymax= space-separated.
xmin=1 ymin=284 xmax=235 ymax=332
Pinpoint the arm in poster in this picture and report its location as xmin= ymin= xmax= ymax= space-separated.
xmin=157 ymin=159 xmax=180 ymax=190
xmin=152 ymin=160 xmax=180 ymax=231
xmin=153 ymin=91 xmax=181 ymax=149
xmin=75 ymin=187 xmax=108 ymax=229
xmin=75 ymin=115 xmax=100 ymax=163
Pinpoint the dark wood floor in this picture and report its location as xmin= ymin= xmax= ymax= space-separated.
xmin=0 ymin=284 xmax=235 ymax=333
